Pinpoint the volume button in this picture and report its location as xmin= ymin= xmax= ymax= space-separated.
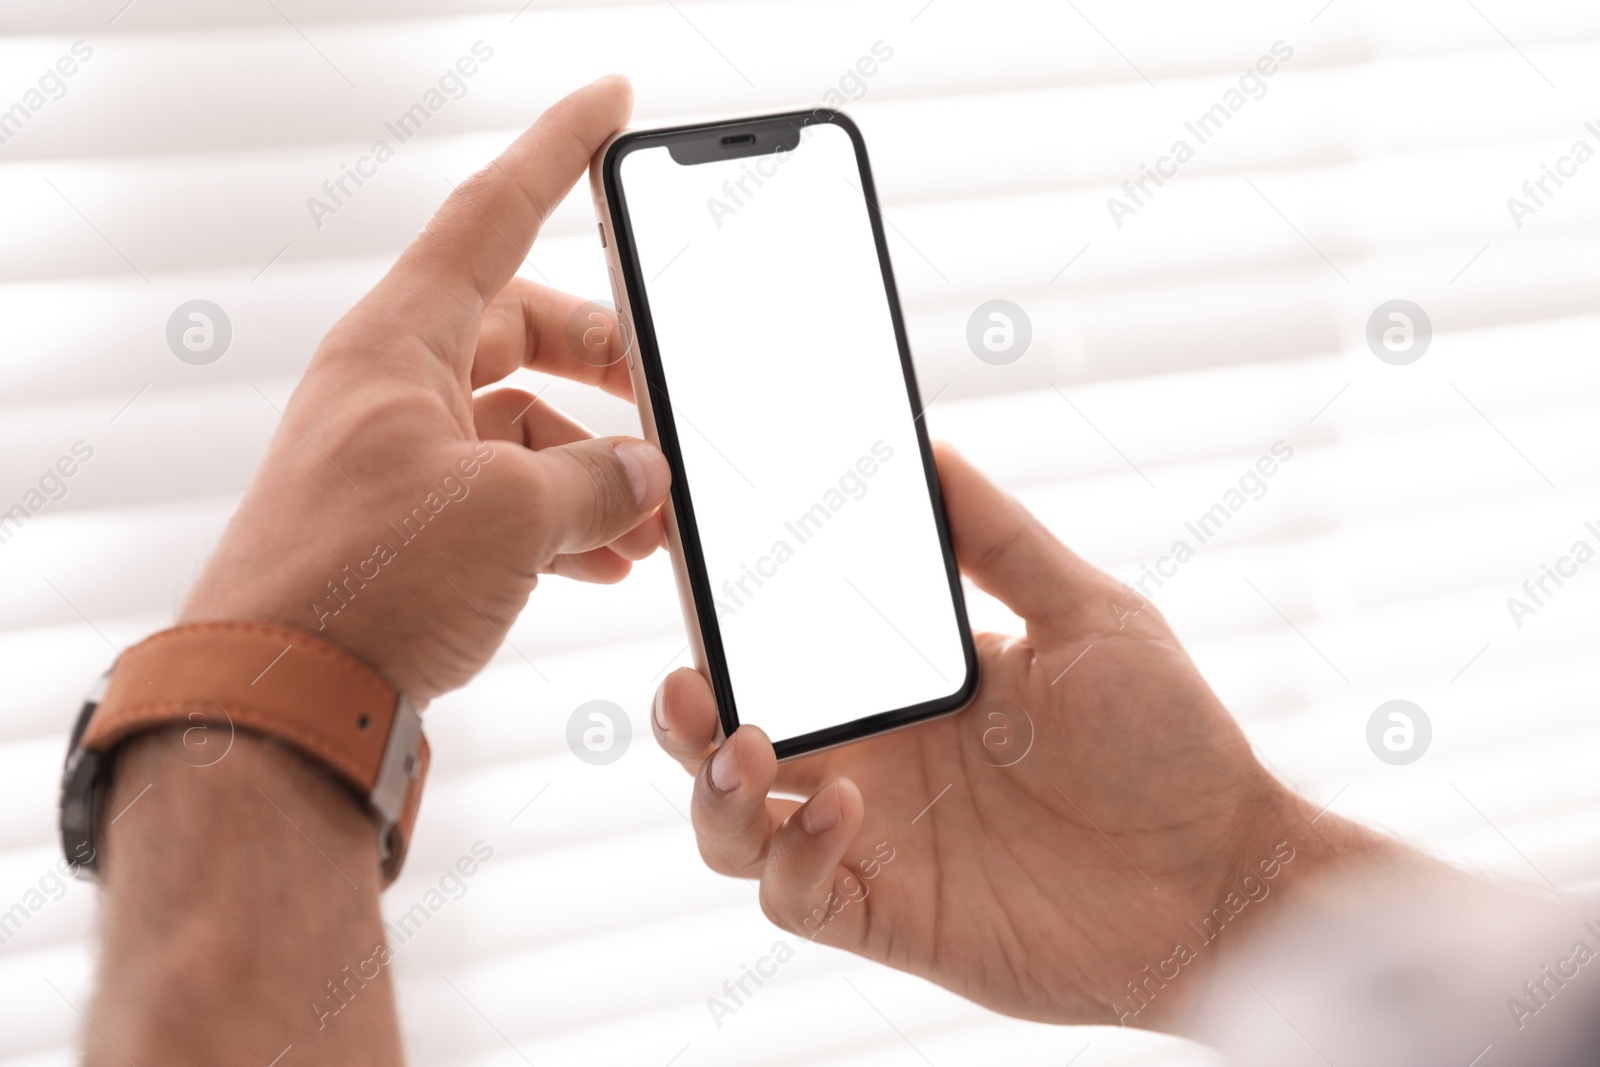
xmin=607 ymin=266 xmax=621 ymax=307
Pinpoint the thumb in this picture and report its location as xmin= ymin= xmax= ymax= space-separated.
xmin=933 ymin=440 xmax=1124 ymax=634
xmin=527 ymin=437 xmax=671 ymax=556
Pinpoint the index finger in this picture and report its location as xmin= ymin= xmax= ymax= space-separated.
xmin=381 ymin=74 xmax=633 ymax=359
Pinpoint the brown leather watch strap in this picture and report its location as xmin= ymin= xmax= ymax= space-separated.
xmin=82 ymin=621 xmax=428 ymax=884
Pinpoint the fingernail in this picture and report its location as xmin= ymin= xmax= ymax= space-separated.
xmin=710 ymin=741 xmax=741 ymax=794
xmin=613 ymin=439 xmax=668 ymax=510
xmin=802 ymin=782 xmax=841 ymax=834
xmin=652 ymin=686 xmax=668 ymax=734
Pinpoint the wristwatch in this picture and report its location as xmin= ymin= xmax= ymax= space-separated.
xmin=59 ymin=622 xmax=429 ymax=886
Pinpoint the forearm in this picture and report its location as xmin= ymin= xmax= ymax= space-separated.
xmin=1173 ymin=797 xmax=1580 ymax=1065
xmin=1153 ymin=786 xmax=1456 ymax=1033
xmin=1269 ymin=791 xmax=1451 ymax=898
xmin=89 ymin=727 xmax=402 ymax=1066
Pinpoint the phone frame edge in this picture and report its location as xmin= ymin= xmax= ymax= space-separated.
xmin=589 ymin=110 xmax=979 ymax=762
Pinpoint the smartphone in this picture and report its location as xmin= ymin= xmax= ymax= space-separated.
xmin=589 ymin=109 xmax=977 ymax=759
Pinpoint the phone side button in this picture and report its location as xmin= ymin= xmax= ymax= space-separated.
xmin=619 ymin=319 xmax=634 ymax=368
xmin=597 ymin=222 xmax=607 ymax=248
xmin=607 ymin=266 xmax=621 ymax=306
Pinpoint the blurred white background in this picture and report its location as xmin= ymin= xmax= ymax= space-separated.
xmin=3 ymin=1 xmax=1600 ymax=1064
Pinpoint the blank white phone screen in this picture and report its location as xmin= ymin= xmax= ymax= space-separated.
xmin=617 ymin=122 xmax=968 ymax=745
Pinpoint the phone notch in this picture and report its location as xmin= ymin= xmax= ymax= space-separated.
xmin=667 ymin=119 xmax=804 ymax=165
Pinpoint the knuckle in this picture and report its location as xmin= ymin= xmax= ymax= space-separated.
xmin=670 ymin=739 xmax=705 ymax=774
xmin=461 ymin=157 xmax=554 ymax=235
xmin=757 ymin=883 xmax=798 ymax=933
xmin=450 ymin=166 xmax=505 ymax=214
xmin=697 ymin=837 xmax=738 ymax=877
xmin=483 ymin=386 xmax=532 ymax=420
xmin=491 ymin=154 xmax=556 ymax=226
xmin=481 ymin=388 xmax=536 ymax=441
xmin=309 ymin=385 xmax=442 ymax=473
xmin=690 ymin=786 xmax=767 ymax=880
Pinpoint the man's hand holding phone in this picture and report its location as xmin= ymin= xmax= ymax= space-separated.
xmin=89 ymin=76 xmax=672 ymax=1065
xmin=180 ymin=76 xmax=667 ymax=701
xmin=653 ymin=443 xmax=1403 ymax=1029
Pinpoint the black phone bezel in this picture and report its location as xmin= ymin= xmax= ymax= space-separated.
xmin=600 ymin=108 xmax=979 ymax=761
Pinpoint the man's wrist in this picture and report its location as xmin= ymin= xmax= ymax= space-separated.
xmin=91 ymin=727 xmax=401 ymax=1065
xmin=1149 ymin=783 xmax=1432 ymax=1030
xmin=1267 ymin=788 xmax=1436 ymax=900
xmin=65 ymin=621 xmax=428 ymax=886
xmin=99 ymin=724 xmax=381 ymax=888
